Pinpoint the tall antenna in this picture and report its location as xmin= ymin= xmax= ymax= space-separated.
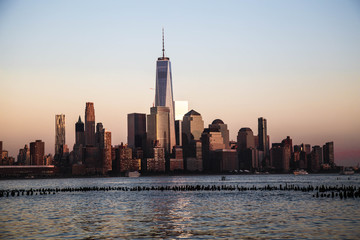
xmin=162 ymin=28 xmax=165 ymax=58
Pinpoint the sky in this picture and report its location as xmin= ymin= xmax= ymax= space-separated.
xmin=0 ymin=0 xmax=359 ymax=166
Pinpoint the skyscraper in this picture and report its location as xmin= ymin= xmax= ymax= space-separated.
xmin=75 ymin=116 xmax=85 ymax=146
xmin=154 ymin=29 xmax=176 ymax=153
xmin=85 ymin=102 xmax=95 ymax=146
xmin=127 ymin=113 xmax=146 ymax=150
xmin=30 ymin=140 xmax=45 ymax=165
xmin=147 ymin=106 xmax=170 ymax=154
xmin=258 ymin=117 xmax=269 ymax=155
xmin=323 ymin=141 xmax=334 ymax=166
xmin=55 ymin=114 xmax=65 ymax=155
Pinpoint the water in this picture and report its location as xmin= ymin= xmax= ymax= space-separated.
xmin=1 ymin=174 xmax=359 ymax=239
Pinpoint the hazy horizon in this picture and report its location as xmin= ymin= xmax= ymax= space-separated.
xmin=1 ymin=1 xmax=359 ymax=166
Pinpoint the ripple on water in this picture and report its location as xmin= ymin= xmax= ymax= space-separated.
xmin=1 ymin=174 xmax=360 ymax=239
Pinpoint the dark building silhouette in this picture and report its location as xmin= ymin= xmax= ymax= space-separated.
xmin=96 ymin=122 xmax=103 ymax=147
xmin=175 ymin=120 xmax=182 ymax=146
xmin=85 ymin=102 xmax=95 ymax=146
xmin=30 ymin=140 xmax=45 ymax=165
xmin=75 ymin=116 xmax=85 ymax=146
xmin=258 ymin=117 xmax=269 ymax=155
xmin=323 ymin=141 xmax=334 ymax=166
xmin=127 ymin=113 xmax=146 ymax=152
xmin=201 ymin=127 xmax=225 ymax=172
xmin=309 ymin=145 xmax=322 ymax=172
xmin=237 ymin=128 xmax=258 ymax=171
xmin=270 ymin=142 xmax=291 ymax=173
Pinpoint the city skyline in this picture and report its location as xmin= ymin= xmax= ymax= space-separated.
xmin=0 ymin=1 xmax=359 ymax=165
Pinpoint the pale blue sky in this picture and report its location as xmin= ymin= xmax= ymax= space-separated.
xmin=0 ymin=0 xmax=359 ymax=165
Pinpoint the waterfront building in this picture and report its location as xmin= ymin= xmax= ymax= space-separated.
xmin=147 ymin=106 xmax=170 ymax=154
xmin=75 ymin=116 xmax=85 ymax=146
xmin=301 ymin=143 xmax=311 ymax=154
xmin=182 ymin=110 xmax=204 ymax=144
xmin=237 ymin=128 xmax=258 ymax=170
xmin=258 ymin=117 xmax=269 ymax=155
xmin=147 ymin=146 xmax=166 ymax=172
xmin=30 ymin=140 xmax=45 ymax=165
xmin=214 ymin=149 xmax=238 ymax=172
xmin=113 ymin=144 xmax=139 ymax=173
xmin=101 ymin=129 xmax=112 ymax=173
xmin=310 ymin=145 xmax=322 ymax=172
xmin=0 ymin=141 xmax=2 ymax=158
xmin=282 ymin=136 xmax=293 ymax=154
xmin=323 ymin=141 xmax=334 ymax=166
xmin=270 ymin=142 xmax=291 ymax=173
xmin=85 ymin=102 xmax=95 ymax=146
xmin=55 ymin=114 xmax=65 ymax=156
xmin=96 ymin=123 xmax=103 ymax=147
xmin=17 ymin=145 xmax=30 ymax=165
xmin=127 ymin=113 xmax=146 ymax=151
xmin=201 ymin=128 xmax=225 ymax=172
xmin=83 ymin=146 xmax=101 ymax=174
xmin=209 ymin=119 xmax=230 ymax=149
xmin=154 ymin=29 xmax=176 ymax=153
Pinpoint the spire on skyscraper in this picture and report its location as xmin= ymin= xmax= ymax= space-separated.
xmin=162 ymin=28 xmax=165 ymax=58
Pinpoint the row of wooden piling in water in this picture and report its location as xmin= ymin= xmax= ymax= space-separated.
xmin=1 ymin=184 xmax=359 ymax=200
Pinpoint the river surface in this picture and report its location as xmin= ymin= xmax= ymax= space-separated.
xmin=1 ymin=174 xmax=359 ymax=239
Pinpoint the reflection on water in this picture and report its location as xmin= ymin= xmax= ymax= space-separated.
xmin=1 ymin=174 xmax=360 ymax=239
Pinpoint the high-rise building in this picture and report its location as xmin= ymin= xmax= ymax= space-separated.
xmin=270 ymin=142 xmax=291 ymax=173
xmin=237 ymin=128 xmax=255 ymax=151
xmin=209 ymin=119 xmax=230 ymax=149
xmin=127 ymin=113 xmax=146 ymax=151
xmin=100 ymin=129 xmax=112 ymax=172
xmin=323 ymin=141 xmax=334 ymax=166
xmin=258 ymin=117 xmax=268 ymax=154
xmin=310 ymin=145 xmax=322 ymax=172
xmin=85 ymin=102 xmax=95 ymax=146
xmin=175 ymin=120 xmax=182 ymax=146
xmin=75 ymin=116 xmax=85 ymax=146
xmin=237 ymin=128 xmax=258 ymax=171
xmin=201 ymin=128 xmax=225 ymax=171
xmin=55 ymin=114 xmax=65 ymax=155
xmin=30 ymin=140 xmax=45 ymax=165
xmin=147 ymin=106 xmax=170 ymax=154
xmin=17 ymin=144 xmax=30 ymax=165
xmin=96 ymin=122 xmax=103 ymax=147
xmin=154 ymin=29 xmax=176 ymax=153
xmin=182 ymin=110 xmax=204 ymax=144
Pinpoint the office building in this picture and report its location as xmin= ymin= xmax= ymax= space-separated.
xmin=237 ymin=128 xmax=258 ymax=170
xmin=85 ymin=102 xmax=95 ymax=146
xmin=154 ymin=29 xmax=176 ymax=153
xmin=323 ymin=141 xmax=334 ymax=166
xmin=75 ymin=116 xmax=85 ymax=146
xmin=209 ymin=119 xmax=230 ymax=149
xmin=55 ymin=114 xmax=65 ymax=155
xmin=127 ymin=113 xmax=146 ymax=151
xmin=182 ymin=110 xmax=204 ymax=144
xmin=258 ymin=117 xmax=269 ymax=155
xmin=30 ymin=140 xmax=45 ymax=165
xmin=147 ymin=106 xmax=170 ymax=154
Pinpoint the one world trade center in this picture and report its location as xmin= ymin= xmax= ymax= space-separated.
xmin=154 ymin=29 xmax=176 ymax=154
